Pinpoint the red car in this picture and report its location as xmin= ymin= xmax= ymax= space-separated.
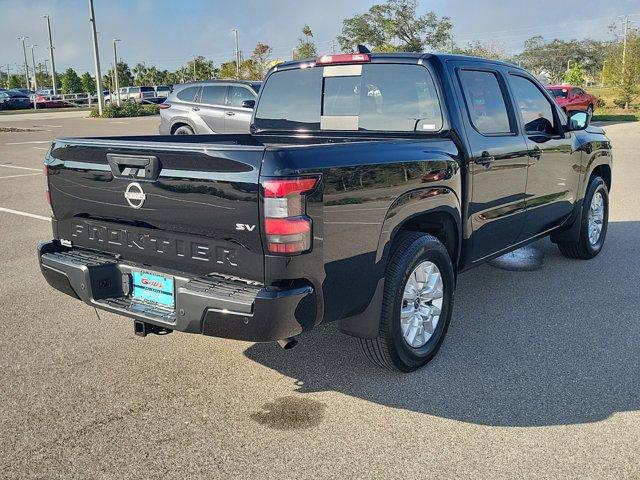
xmin=546 ymin=85 xmax=596 ymax=116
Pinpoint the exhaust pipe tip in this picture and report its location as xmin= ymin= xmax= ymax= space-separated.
xmin=277 ymin=336 xmax=298 ymax=350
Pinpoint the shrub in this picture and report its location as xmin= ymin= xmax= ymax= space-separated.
xmin=90 ymin=102 xmax=159 ymax=118
xmin=595 ymin=97 xmax=606 ymax=108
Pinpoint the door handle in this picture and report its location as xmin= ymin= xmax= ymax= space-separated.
xmin=476 ymin=152 xmax=495 ymax=166
xmin=225 ymin=111 xmax=235 ymax=116
xmin=529 ymin=147 xmax=542 ymax=160
xmin=191 ymin=106 xmax=200 ymax=111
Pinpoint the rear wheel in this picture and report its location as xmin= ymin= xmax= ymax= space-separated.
xmin=557 ymin=176 xmax=608 ymax=259
xmin=173 ymin=125 xmax=194 ymax=135
xmin=359 ymin=233 xmax=455 ymax=372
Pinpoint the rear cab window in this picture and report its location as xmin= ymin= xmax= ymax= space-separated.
xmin=254 ymin=62 xmax=442 ymax=133
xmin=458 ymin=70 xmax=512 ymax=135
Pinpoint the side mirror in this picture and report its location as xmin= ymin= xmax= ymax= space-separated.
xmin=567 ymin=110 xmax=589 ymax=131
xmin=241 ymin=99 xmax=255 ymax=109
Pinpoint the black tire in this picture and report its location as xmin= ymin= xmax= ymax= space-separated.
xmin=558 ymin=176 xmax=608 ymax=259
xmin=173 ymin=125 xmax=194 ymax=135
xmin=359 ymin=232 xmax=455 ymax=372
xmin=587 ymin=104 xmax=594 ymax=117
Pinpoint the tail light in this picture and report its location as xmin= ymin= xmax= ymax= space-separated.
xmin=261 ymin=177 xmax=318 ymax=254
xmin=44 ymin=164 xmax=51 ymax=206
xmin=158 ymin=103 xmax=171 ymax=109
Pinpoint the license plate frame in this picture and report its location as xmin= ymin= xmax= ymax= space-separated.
xmin=130 ymin=270 xmax=175 ymax=309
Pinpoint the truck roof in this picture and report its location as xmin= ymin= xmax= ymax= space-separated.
xmin=273 ymin=52 xmax=519 ymax=71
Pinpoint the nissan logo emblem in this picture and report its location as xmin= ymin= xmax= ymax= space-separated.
xmin=124 ymin=182 xmax=146 ymax=209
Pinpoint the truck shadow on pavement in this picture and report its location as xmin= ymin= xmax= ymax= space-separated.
xmin=244 ymin=221 xmax=640 ymax=427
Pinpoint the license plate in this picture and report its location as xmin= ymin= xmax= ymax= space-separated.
xmin=131 ymin=271 xmax=175 ymax=308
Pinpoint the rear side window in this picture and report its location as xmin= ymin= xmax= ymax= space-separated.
xmin=200 ymin=85 xmax=227 ymax=105
xmin=459 ymin=70 xmax=511 ymax=135
xmin=176 ymin=86 xmax=198 ymax=102
xmin=509 ymin=75 xmax=557 ymax=135
xmin=255 ymin=67 xmax=322 ymax=130
xmin=228 ymin=86 xmax=255 ymax=108
xmin=129 ymin=87 xmax=140 ymax=93
xmin=140 ymin=86 xmax=154 ymax=92
xmin=254 ymin=63 xmax=442 ymax=132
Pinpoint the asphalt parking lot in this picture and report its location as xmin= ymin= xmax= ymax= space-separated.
xmin=0 ymin=112 xmax=638 ymax=479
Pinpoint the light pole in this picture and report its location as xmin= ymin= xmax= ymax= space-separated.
xmin=43 ymin=15 xmax=58 ymax=95
xmin=28 ymin=44 xmax=38 ymax=109
xmin=17 ymin=36 xmax=30 ymax=89
xmin=29 ymin=45 xmax=38 ymax=91
xmin=232 ymin=29 xmax=240 ymax=79
xmin=113 ymin=38 xmax=121 ymax=106
xmin=88 ymin=0 xmax=104 ymax=115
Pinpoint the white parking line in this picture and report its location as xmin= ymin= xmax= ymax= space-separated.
xmin=0 ymin=207 xmax=50 ymax=222
xmin=34 ymin=124 xmax=62 ymax=128
xmin=0 ymin=173 xmax=42 ymax=179
xmin=4 ymin=140 xmax=51 ymax=145
xmin=0 ymin=164 xmax=42 ymax=172
xmin=33 ymin=147 xmax=49 ymax=150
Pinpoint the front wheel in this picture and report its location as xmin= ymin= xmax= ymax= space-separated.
xmin=587 ymin=104 xmax=594 ymax=117
xmin=359 ymin=233 xmax=455 ymax=372
xmin=173 ymin=125 xmax=194 ymax=135
xmin=557 ymin=176 xmax=608 ymax=259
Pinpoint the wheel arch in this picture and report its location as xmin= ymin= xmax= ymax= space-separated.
xmin=376 ymin=187 xmax=462 ymax=271
xmin=340 ymin=187 xmax=462 ymax=339
xmin=170 ymin=119 xmax=196 ymax=134
xmin=591 ymin=163 xmax=611 ymax=192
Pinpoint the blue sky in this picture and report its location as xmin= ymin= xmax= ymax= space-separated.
xmin=1 ymin=0 xmax=638 ymax=75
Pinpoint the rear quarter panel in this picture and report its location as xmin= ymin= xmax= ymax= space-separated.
xmin=260 ymin=138 xmax=462 ymax=326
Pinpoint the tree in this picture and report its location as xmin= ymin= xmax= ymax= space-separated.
xmin=218 ymin=61 xmax=238 ymax=79
xmin=338 ymin=0 xmax=452 ymax=53
xmin=102 ymin=61 xmax=134 ymax=91
xmin=35 ymin=63 xmax=51 ymax=88
xmin=186 ymin=56 xmax=215 ymax=81
xmin=251 ymin=42 xmax=272 ymax=79
xmin=81 ymin=72 xmax=96 ymax=94
xmin=60 ymin=68 xmax=83 ymax=94
xmin=8 ymin=74 xmax=23 ymax=89
xmin=563 ymin=62 xmax=585 ymax=85
xmin=132 ymin=62 xmax=148 ymax=86
xmin=512 ymin=36 xmax=612 ymax=84
xmin=603 ymin=31 xmax=640 ymax=109
xmin=294 ymin=25 xmax=317 ymax=60
xmin=453 ymin=41 xmax=507 ymax=60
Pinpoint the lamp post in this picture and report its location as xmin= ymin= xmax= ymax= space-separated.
xmin=232 ymin=29 xmax=240 ymax=79
xmin=29 ymin=44 xmax=38 ymax=109
xmin=43 ymin=15 xmax=58 ymax=95
xmin=29 ymin=45 xmax=38 ymax=92
xmin=17 ymin=36 xmax=30 ymax=89
xmin=88 ymin=0 xmax=104 ymax=115
xmin=113 ymin=38 xmax=121 ymax=106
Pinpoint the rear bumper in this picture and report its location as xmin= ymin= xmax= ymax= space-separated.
xmin=38 ymin=241 xmax=315 ymax=342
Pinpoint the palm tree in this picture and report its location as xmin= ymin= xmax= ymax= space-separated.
xmin=132 ymin=62 xmax=147 ymax=86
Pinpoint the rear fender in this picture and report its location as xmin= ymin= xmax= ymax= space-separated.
xmin=339 ymin=186 xmax=462 ymax=338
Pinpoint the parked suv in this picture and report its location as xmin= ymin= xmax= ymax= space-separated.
xmin=158 ymin=80 xmax=261 ymax=134
xmin=108 ymin=86 xmax=156 ymax=104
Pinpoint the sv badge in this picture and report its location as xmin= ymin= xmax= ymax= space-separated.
xmin=235 ymin=223 xmax=256 ymax=231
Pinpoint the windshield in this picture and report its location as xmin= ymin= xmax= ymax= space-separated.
xmin=254 ymin=63 xmax=442 ymax=132
xmin=547 ymin=88 xmax=568 ymax=98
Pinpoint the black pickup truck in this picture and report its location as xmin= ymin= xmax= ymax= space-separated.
xmin=39 ymin=52 xmax=612 ymax=372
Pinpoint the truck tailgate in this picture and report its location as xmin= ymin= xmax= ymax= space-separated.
xmin=46 ymin=136 xmax=266 ymax=281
